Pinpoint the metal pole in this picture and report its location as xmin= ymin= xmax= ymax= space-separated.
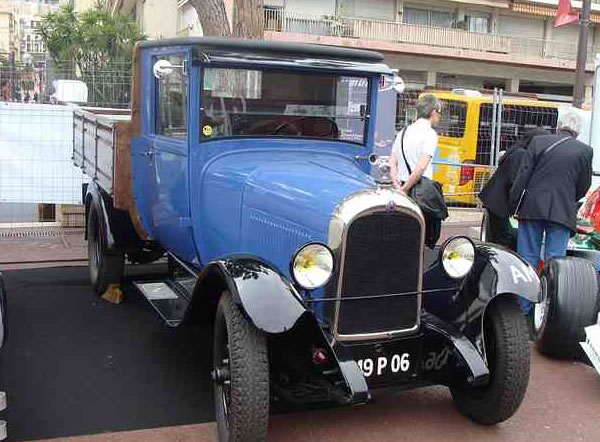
xmin=490 ymin=88 xmax=497 ymax=167
xmin=495 ymin=88 xmax=504 ymax=167
xmin=573 ymin=0 xmax=592 ymax=108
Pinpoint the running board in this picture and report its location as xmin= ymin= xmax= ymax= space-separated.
xmin=134 ymin=254 xmax=198 ymax=327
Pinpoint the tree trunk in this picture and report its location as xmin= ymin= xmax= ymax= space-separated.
xmin=190 ymin=0 xmax=231 ymax=37
xmin=232 ymin=0 xmax=264 ymax=39
xmin=191 ymin=0 xmax=264 ymax=39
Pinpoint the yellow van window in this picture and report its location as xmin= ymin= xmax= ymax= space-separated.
xmin=438 ymin=99 xmax=467 ymax=138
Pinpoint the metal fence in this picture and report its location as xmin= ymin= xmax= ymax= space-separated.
xmin=395 ymin=84 xmax=561 ymax=207
xmin=264 ymin=9 xmax=598 ymax=65
xmin=0 ymin=60 xmax=131 ymax=231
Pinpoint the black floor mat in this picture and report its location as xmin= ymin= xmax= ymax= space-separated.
xmin=0 ymin=266 xmax=214 ymax=441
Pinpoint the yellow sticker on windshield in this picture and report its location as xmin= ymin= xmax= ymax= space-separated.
xmin=203 ymin=125 xmax=213 ymax=137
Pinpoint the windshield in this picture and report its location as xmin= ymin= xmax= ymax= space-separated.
xmin=201 ymin=68 xmax=370 ymax=144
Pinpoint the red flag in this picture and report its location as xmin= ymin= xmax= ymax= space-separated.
xmin=555 ymin=0 xmax=579 ymax=27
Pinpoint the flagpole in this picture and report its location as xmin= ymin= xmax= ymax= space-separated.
xmin=573 ymin=0 xmax=591 ymax=108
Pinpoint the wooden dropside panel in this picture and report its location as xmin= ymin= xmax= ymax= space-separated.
xmin=112 ymin=121 xmax=135 ymax=211
xmin=124 ymin=42 xmax=149 ymax=240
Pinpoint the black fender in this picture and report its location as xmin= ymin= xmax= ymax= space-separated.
xmin=85 ymin=181 xmax=143 ymax=252
xmin=186 ymin=256 xmax=307 ymax=334
xmin=424 ymin=243 xmax=540 ymax=355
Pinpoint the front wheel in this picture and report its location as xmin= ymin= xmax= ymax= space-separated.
xmin=451 ymin=297 xmax=530 ymax=425
xmin=213 ymin=291 xmax=269 ymax=442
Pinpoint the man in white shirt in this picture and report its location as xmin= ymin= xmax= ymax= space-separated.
xmin=389 ymin=95 xmax=441 ymax=194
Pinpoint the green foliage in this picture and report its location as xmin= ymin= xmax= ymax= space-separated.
xmin=38 ymin=1 xmax=144 ymax=68
xmin=37 ymin=1 xmax=144 ymax=105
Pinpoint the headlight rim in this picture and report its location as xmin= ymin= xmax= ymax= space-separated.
xmin=290 ymin=242 xmax=335 ymax=291
xmin=439 ymin=235 xmax=476 ymax=279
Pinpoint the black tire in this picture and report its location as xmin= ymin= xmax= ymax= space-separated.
xmin=451 ymin=296 xmax=530 ymax=425
xmin=213 ymin=291 xmax=269 ymax=442
xmin=535 ymin=257 xmax=598 ymax=359
xmin=88 ymin=206 xmax=125 ymax=295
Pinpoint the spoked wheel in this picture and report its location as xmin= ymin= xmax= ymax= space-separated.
xmin=88 ymin=206 xmax=124 ymax=295
xmin=213 ymin=291 xmax=269 ymax=442
xmin=451 ymin=297 xmax=530 ymax=425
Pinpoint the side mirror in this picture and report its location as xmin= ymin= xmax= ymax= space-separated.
xmin=153 ymin=59 xmax=174 ymax=79
xmin=392 ymin=75 xmax=405 ymax=94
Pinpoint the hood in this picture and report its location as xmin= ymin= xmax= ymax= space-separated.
xmin=196 ymin=143 xmax=376 ymax=268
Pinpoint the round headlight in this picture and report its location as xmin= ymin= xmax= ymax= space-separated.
xmin=292 ymin=243 xmax=334 ymax=290
xmin=441 ymin=237 xmax=475 ymax=279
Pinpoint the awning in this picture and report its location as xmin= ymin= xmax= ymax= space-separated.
xmin=512 ymin=2 xmax=600 ymax=23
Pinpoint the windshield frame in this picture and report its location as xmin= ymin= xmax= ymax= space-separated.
xmin=199 ymin=63 xmax=373 ymax=147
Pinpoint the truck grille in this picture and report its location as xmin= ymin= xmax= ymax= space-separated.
xmin=337 ymin=211 xmax=421 ymax=338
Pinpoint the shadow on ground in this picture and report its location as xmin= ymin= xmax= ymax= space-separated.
xmin=0 ymin=266 xmax=215 ymax=441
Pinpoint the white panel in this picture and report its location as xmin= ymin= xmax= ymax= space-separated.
xmin=286 ymin=0 xmax=336 ymax=16
xmin=0 ymin=103 xmax=87 ymax=204
xmin=498 ymin=15 xmax=544 ymax=39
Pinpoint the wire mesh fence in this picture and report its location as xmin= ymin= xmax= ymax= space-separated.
xmin=0 ymin=60 xmax=132 ymax=231
xmin=395 ymin=83 xmax=561 ymax=207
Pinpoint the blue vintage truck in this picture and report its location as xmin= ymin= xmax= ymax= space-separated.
xmin=73 ymin=37 xmax=548 ymax=441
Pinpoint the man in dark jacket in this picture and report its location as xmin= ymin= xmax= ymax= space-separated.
xmin=510 ymin=111 xmax=593 ymax=317
xmin=480 ymin=127 xmax=549 ymax=249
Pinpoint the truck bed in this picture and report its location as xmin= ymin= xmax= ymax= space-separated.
xmin=72 ymin=107 xmax=133 ymax=211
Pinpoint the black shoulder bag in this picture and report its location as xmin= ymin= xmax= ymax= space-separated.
xmin=400 ymin=128 xmax=449 ymax=221
xmin=513 ymin=136 xmax=571 ymax=217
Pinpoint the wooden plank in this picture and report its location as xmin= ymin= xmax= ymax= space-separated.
xmin=112 ymin=121 xmax=133 ymax=210
xmin=126 ymin=42 xmax=149 ymax=240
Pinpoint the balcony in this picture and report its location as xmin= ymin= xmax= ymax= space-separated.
xmin=263 ymin=10 xmax=595 ymax=70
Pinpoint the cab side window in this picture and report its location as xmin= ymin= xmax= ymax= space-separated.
xmin=156 ymin=54 xmax=187 ymax=139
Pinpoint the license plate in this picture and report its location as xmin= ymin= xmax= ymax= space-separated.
xmin=350 ymin=337 xmax=421 ymax=387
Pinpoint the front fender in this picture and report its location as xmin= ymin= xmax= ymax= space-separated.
xmin=424 ymin=243 xmax=540 ymax=355
xmin=192 ymin=256 xmax=307 ymax=334
xmin=463 ymin=244 xmax=540 ymax=349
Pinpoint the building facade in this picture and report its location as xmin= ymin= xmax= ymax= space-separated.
xmin=106 ymin=0 xmax=597 ymax=103
xmin=0 ymin=0 xmax=65 ymax=63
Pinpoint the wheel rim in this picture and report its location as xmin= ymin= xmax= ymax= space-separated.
xmin=214 ymin=315 xmax=231 ymax=429
xmin=89 ymin=213 xmax=100 ymax=281
xmin=534 ymin=276 xmax=549 ymax=333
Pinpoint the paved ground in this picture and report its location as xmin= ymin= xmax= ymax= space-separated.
xmin=0 ymin=265 xmax=599 ymax=442
xmin=1 ymin=218 xmax=600 ymax=441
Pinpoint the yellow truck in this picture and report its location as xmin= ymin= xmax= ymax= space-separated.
xmin=420 ymin=90 xmax=560 ymax=206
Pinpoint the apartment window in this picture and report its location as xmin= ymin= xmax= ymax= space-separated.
xmin=465 ymin=15 xmax=490 ymax=33
xmin=403 ymin=7 xmax=453 ymax=28
xmin=156 ymin=54 xmax=188 ymax=139
xmin=264 ymin=5 xmax=283 ymax=31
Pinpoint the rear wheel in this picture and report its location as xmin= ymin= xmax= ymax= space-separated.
xmin=213 ymin=291 xmax=269 ymax=442
xmin=88 ymin=206 xmax=124 ymax=295
xmin=451 ymin=297 xmax=530 ymax=425
xmin=535 ymin=257 xmax=598 ymax=359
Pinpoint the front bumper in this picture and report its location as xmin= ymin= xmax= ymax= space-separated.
xmin=330 ymin=313 xmax=489 ymax=404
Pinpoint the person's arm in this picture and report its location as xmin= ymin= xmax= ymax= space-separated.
xmin=390 ymin=131 xmax=402 ymax=190
xmin=400 ymin=153 xmax=433 ymax=194
xmin=576 ymin=148 xmax=593 ymax=201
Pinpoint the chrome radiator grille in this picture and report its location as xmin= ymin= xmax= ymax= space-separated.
xmin=336 ymin=211 xmax=422 ymax=339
